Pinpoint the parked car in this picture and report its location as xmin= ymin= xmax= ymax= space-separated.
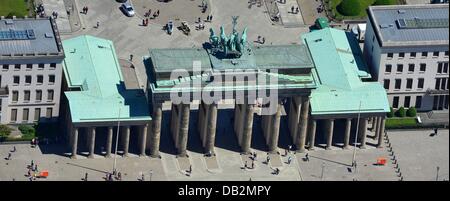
xmin=121 ymin=2 xmax=135 ymax=17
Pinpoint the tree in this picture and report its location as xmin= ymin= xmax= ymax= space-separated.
xmin=337 ymin=0 xmax=362 ymax=16
xmin=374 ymin=0 xmax=397 ymax=5
xmin=407 ymin=107 xmax=417 ymax=117
xmin=387 ymin=107 xmax=395 ymax=118
xmin=396 ymin=107 xmax=406 ymax=117
xmin=0 ymin=125 xmax=12 ymax=139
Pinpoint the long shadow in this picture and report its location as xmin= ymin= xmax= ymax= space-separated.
xmin=309 ymin=155 xmax=352 ymax=167
xmin=314 ymin=120 xmax=328 ymax=149
xmin=65 ymin=162 xmax=108 ymax=174
xmin=251 ymin=115 xmax=268 ymax=152
xmin=214 ymin=109 xmax=241 ymax=152
xmin=332 ymin=119 xmax=346 ymax=148
xmin=159 ymin=111 xmax=177 ymax=155
xmin=278 ymin=113 xmax=293 ymax=150
xmin=187 ymin=110 xmax=205 ymax=154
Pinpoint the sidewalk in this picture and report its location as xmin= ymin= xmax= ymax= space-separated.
xmin=276 ymin=0 xmax=304 ymax=27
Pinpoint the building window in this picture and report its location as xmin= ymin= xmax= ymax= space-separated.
xmin=13 ymin=76 xmax=20 ymax=85
xmin=37 ymin=75 xmax=43 ymax=85
xmin=383 ymin=79 xmax=390 ymax=90
xmin=46 ymin=108 xmax=53 ymax=118
xmin=385 ymin=64 xmax=392 ymax=73
xmin=397 ymin=64 xmax=403 ymax=73
xmin=441 ymin=78 xmax=447 ymax=90
xmin=34 ymin=108 xmax=41 ymax=122
xmin=438 ymin=63 xmax=443 ymax=73
xmin=23 ymin=109 xmax=29 ymax=122
xmin=36 ymin=90 xmax=42 ymax=102
xmin=418 ymin=78 xmax=424 ymax=89
xmin=408 ymin=64 xmax=414 ymax=73
xmin=48 ymin=75 xmax=55 ymax=84
xmin=47 ymin=90 xmax=54 ymax=101
xmin=50 ymin=63 xmax=56 ymax=69
xmin=25 ymin=75 xmax=32 ymax=85
xmin=443 ymin=62 xmax=449 ymax=74
xmin=433 ymin=51 xmax=439 ymax=57
xmin=435 ymin=78 xmax=441 ymax=90
xmin=445 ymin=51 xmax=449 ymax=57
xmin=2 ymin=64 xmax=8 ymax=71
xmin=24 ymin=90 xmax=30 ymax=102
xmin=387 ymin=53 xmax=394 ymax=59
xmin=399 ymin=52 xmax=405 ymax=58
xmin=12 ymin=91 xmax=19 ymax=102
xmin=410 ymin=52 xmax=416 ymax=58
xmin=415 ymin=96 xmax=422 ymax=108
xmin=395 ymin=79 xmax=401 ymax=90
xmin=14 ymin=64 xmax=21 ymax=71
xmin=406 ymin=79 xmax=413 ymax=90
xmin=10 ymin=109 xmax=17 ymax=122
xmin=393 ymin=96 xmax=399 ymax=108
xmin=26 ymin=64 xmax=33 ymax=70
xmin=422 ymin=52 xmax=428 ymax=58
xmin=420 ymin=63 xmax=426 ymax=72
xmin=404 ymin=96 xmax=411 ymax=108
xmin=38 ymin=63 xmax=45 ymax=69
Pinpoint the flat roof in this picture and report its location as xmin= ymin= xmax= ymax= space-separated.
xmin=62 ymin=35 xmax=151 ymax=123
xmin=303 ymin=28 xmax=390 ymax=116
xmin=0 ymin=17 xmax=62 ymax=56
xmin=367 ymin=4 xmax=449 ymax=47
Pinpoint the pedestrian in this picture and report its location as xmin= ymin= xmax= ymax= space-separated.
xmin=189 ymin=165 xmax=192 ymax=173
xmin=284 ymin=149 xmax=288 ymax=156
xmin=146 ymin=18 xmax=149 ymax=26
xmin=118 ymin=172 xmax=122 ymax=180
xmin=84 ymin=173 xmax=88 ymax=181
xmin=109 ymin=173 xmax=113 ymax=181
xmin=86 ymin=6 xmax=88 ymax=14
xmin=148 ymin=9 xmax=152 ymax=17
xmin=31 ymin=160 xmax=34 ymax=169
xmin=141 ymin=173 xmax=145 ymax=181
xmin=434 ymin=128 xmax=438 ymax=136
xmin=34 ymin=164 xmax=38 ymax=172
xmin=291 ymin=6 xmax=294 ymax=13
xmin=262 ymin=37 xmax=265 ymax=44
xmin=198 ymin=17 xmax=201 ymax=23
xmin=28 ymin=169 xmax=31 ymax=177
xmin=156 ymin=10 xmax=160 ymax=16
xmin=296 ymin=7 xmax=299 ymax=14
xmin=245 ymin=161 xmax=248 ymax=168
xmin=287 ymin=156 xmax=292 ymax=164
xmin=209 ymin=15 xmax=213 ymax=22
xmin=257 ymin=35 xmax=261 ymax=43
xmin=266 ymin=155 xmax=270 ymax=164
xmin=305 ymin=153 xmax=309 ymax=162
xmin=13 ymin=146 xmax=16 ymax=152
xmin=7 ymin=153 xmax=11 ymax=160
xmin=251 ymin=160 xmax=255 ymax=169
xmin=253 ymin=152 xmax=257 ymax=161
xmin=96 ymin=21 xmax=100 ymax=28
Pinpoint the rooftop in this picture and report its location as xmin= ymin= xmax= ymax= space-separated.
xmin=303 ymin=28 xmax=390 ymax=116
xmin=62 ymin=35 xmax=151 ymax=124
xmin=0 ymin=17 xmax=62 ymax=56
xmin=367 ymin=4 xmax=449 ymax=47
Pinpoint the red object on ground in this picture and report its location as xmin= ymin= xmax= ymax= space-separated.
xmin=39 ymin=170 xmax=49 ymax=177
xmin=376 ymin=157 xmax=387 ymax=165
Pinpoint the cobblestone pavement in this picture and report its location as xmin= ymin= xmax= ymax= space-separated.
xmin=297 ymin=0 xmax=327 ymax=25
xmin=406 ymin=0 xmax=431 ymax=4
xmin=387 ymin=129 xmax=449 ymax=181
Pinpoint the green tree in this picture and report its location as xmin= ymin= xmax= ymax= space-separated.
xmin=396 ymin=107 xmax=406 ymax=117
xmin=387 ymin=107 xmax=395 ymax=118
xmin=374 ymin=0 xmax=397 ymax=5
xmin=406 ymin=107 xmax=417 ymax=117
xmin=337 ymin=0 xmax=362 ymax=16
xmin=0 ymin=125 xmax=12 ymax=138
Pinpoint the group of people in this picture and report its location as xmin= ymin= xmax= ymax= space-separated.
xmin=201 ymin=0 xmax=208 ymax=13
xmin=291 ymin=6 xmax=300 ymax=14
xmin=51 ymin=11 xmax=59 ymax=19
xmin=26 ymin=160 xmax=39 ymax=181
xmin=36 ymin=4 xmax=46 ymax=17
xmin=144 ymin=9 xmax=160 ymax=19
xmin=257 ymin=36 xmax=266 ymax=44
xmin=5 ymin=146 xmax=16 ymax=161
xmin=82 ymin=6 xmax=89 ymax=15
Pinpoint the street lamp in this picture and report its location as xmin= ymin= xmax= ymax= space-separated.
xmin=436 ymin=166 xmax=440 ymax=181
xmin=112 ymin=100 xmax=123 ymax=176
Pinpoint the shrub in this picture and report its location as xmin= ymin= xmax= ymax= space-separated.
xmin=374 ymin=0 xmax=397 ymax=5
xmin=406 ymin=107 xmax=417 ymax=117
xmin=18 ymin=125 xmax=35 ymax=136
xmin=396 ymin=107 xmax=406 ymax=117
xmin=0 ymin=125 xmax=12 ymax=138
xmin=387 ymin=107 xmax=395 ymax=118
xmin=337 ymin=0 xmax=362 ymax=16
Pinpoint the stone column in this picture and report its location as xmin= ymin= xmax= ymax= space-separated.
xmin=123 ymin=126 xmax=130 ymax=156
xmin=288 ymin=97 xmax=301 ymax=142
xmin=377 ymin=117 xmax=385 ymax=148
xmin=178 ymin=104 xmax=190 ymax=157
xmin=241 ymin=103 xmax=254 ymax=154
xmin=205 ymin=103 xmax=218 ymax=154
xmin=106 ymin=127 xmax=113 ymax=157
xmin=71 ymin=128 xmax=79 ymax=159
xmin=150 ymin=104 xmax=162 ymax=158
xmin=308 ymin=119 xmax=317 ymax=150
xmin=268 ymin=103 xmax=282 ymax=153
xmin=359 ymin=118 xmax=367 ymax=149
xmin=296 ymin=97 xmax=310 ymax=152
xmin=343 ymin=118 xmax=352 ymax=149
xmin=88 ymin=127 xmax=96 ymax=158
xmin=373 ymin=117 xmax=379 ymax=133
xmin=326 ymin=119 xmax=334 ymax=150
xmin=140 ymin=124 xmax=148 ymax=156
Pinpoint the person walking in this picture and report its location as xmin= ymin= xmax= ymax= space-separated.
xmin=291 ymin=6 xmax=294 ymax=13
xmin=262 ymin=37 xmax=265 ymax=44
xmin=266 ymin=155 xmax=270 ymax=164
xmin=84 ymin=173 xmax=88 ymax=181
xmin=434 ymin=128 xmax=438 ymax=136
xmin=118 ymin=172 xmax=122 ymax=181
xmin=12 ymin=146 xmax=16 ymax=152
xmin=209 ymin=15 xmax=213 ymax=22
xmin=85 ymin=6 xmax=89 ymax=14
xmin=34 ymin=164 xmax=38 ymax=172
xmin=141 ymin=173 xmax=145 ymax=181
xmin=287 ymin=156 xmax=292 ymax=164
xmin=96 ymin=21 xmax=100 ymax=28
xmin=305 ymin=153 xmax=309 ymax=162
xmin=251 ymin=160 xmax=255 ymax=169
xmin=7 ymin=153 xmax=11 ymax=160
xmin=245 ymin=161 xmax=248 ymax=168
xmin=189 ymin=165 xmax=192 ymax=173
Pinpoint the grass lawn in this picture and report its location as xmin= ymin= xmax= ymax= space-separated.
xmin=386 ymin=118 xmax=418 ymax=129
xmin=0 ymin=0 xmax=32 ymax=18
xmin=325 ymin=0 xmax=399 ymax=20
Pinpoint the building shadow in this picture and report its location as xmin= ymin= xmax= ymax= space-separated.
xmin=214 ymin=109 xmax=241 ymax=152
xmin=159 ymin=111 xmax=178 ymax=155
xmin=187 ymin=110 xmax=206 ymax=154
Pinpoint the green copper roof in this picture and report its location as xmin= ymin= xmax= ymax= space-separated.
xmin=62 ymin=35 xmax=151 ymax=123
xmin=303 ymin=28 xmax=389 ymax=115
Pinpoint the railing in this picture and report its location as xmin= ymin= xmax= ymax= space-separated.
xmin=426 ymin=88 xmax=449 ymax=95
